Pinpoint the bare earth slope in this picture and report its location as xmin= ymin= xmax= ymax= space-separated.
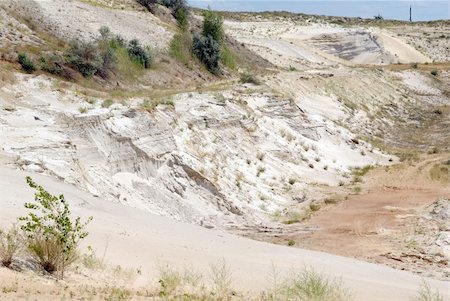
xmin=0 ymin=166 xmax=449 ymax=300
xmin=2 ymin=0 xmax=172 ymax=48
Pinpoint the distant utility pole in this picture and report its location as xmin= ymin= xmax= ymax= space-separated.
xmin=409 ymin=5 xmax=412 ymax=22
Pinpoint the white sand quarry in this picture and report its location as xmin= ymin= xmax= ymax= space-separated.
xmin=0 ymin=167 xmax=449 ymax=300
xmin=0 ymin=73 xmax=390 ymax=228
xmin=225 ymin=20 xmax=432 ymax=67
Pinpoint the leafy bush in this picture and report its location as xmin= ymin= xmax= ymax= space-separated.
xmin=169 ymin=32 xmax=192 ymax=66
xmin=18 ymin=53 xmax=36 ymax=73
xmin=97 ymin=45 xmax=118 ymax=79
xmin=40 ymin=54 xmax=64 ymax=76
xmin=65 ymin=41 xmax=102 ymax=78
xmin=0 ymin=226 xmax=22 ymax=268
xmin=193 ymin=34 xmax=221 ymax=74
xmin=175 ymin=6 xmax=189 ymax=30
xmin=127 ymin=39 xmax=152 ymax=68
xmin=202 ymin=10 xmax=224 ymax=44
xmin=19 ymin=176 xmax=92 ymax=278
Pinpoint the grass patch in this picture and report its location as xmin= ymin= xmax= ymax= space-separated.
xmin=169 ymin=32 xmax=193 ymax=67
xmin=240 ymin=71 xmax=261 ymax=85
xmin=351 ymin=165 xmax=373 ymax=183
xmin=266 ymin=268 xmax=351 ymax=301
xmin=140 ymin=98 xmax=175 ymax=112
xmin=221 ymin=46 xmax=237 ymax=70
xmin=353 ymin=186 xmax=362 ymax=194
xmin=429 ymin=163 xmax=450 ymax=182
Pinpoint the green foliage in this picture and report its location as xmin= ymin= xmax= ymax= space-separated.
xmin=169 ymin=32 xmax=192 ymax=66
xmin=220 ymin=46 xmax=237 ymax=70
xmin=0 ymin=226 xmax=22 ymax=268
xmin=65 ymin=41 xmax=102 ymax=78
xmin=19 ymin=176 xmax=92 ymax=278
xmin=281 ymin=269 xmax=350 ymax=301
xmin=193 ymin=34 xmax=221 ymax=74
xmin=127 ymin=39 xmax=152 ymax=69
xmin=101 ymin=99 xmax=114 ymax=108
xmin=39 ymin=54 xmax=64 ymax=76
xmin=18 ymin=53 xmax=36 ymax=73
xmin=97 ymin=42 xmax=118 ymax=79
xmin=202 ymin=10 xmax=224 ymax=44
xmin=175 ymin=6 xmax=189 ymax=30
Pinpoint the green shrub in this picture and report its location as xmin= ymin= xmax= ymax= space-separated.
xmin=65 ymin=41 xmax=102 ymax=78
xmin=193 ymin=34 xmax=221 ymax=74
xmin=202 ymin=10 xmax=224 ymax=44
xmin=19 ymin=177 xmax=92 ymax=278
xmin=18 ymin=53 xmax=36 ymax=73
xmin=175 ymin=6 xmax=189 ymax=30
xmin=169 ymin=32 xmax=192 ymax=66
xmin=97 ymin=45 xmax=118 ymax=79
xmin=127 ymin=39 xmax=152 ymax=68
xmin=0 ymin=226 xmax=22 ymax=268
xmin=40 ymin=54 xmax=64 ymax=76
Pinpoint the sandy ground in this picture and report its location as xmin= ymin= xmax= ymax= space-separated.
xmin=274 ymin=154 xmax=450 ymax=279
xmin=0 ymin=166 xmax=449 ymax=300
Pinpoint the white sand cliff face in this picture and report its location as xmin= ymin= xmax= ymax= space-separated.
xmin=0 ymin=73 xmax=390 ymax=228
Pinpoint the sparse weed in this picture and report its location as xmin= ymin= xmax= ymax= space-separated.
xmin=240 ymin=72 xmax=261 ymax=85
xmin=411 ymin=281 xmax=443 ymax=301
xmin=0 ymin=226 xmax=22 ymax=268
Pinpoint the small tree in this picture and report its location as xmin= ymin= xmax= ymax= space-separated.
xmin=19 ymin=177 xmax=92 ymax=278
xmin=127 ymin=39 xmax=153 ymax=68
xmin=202 ymin=10 xmax=224 ymax=45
